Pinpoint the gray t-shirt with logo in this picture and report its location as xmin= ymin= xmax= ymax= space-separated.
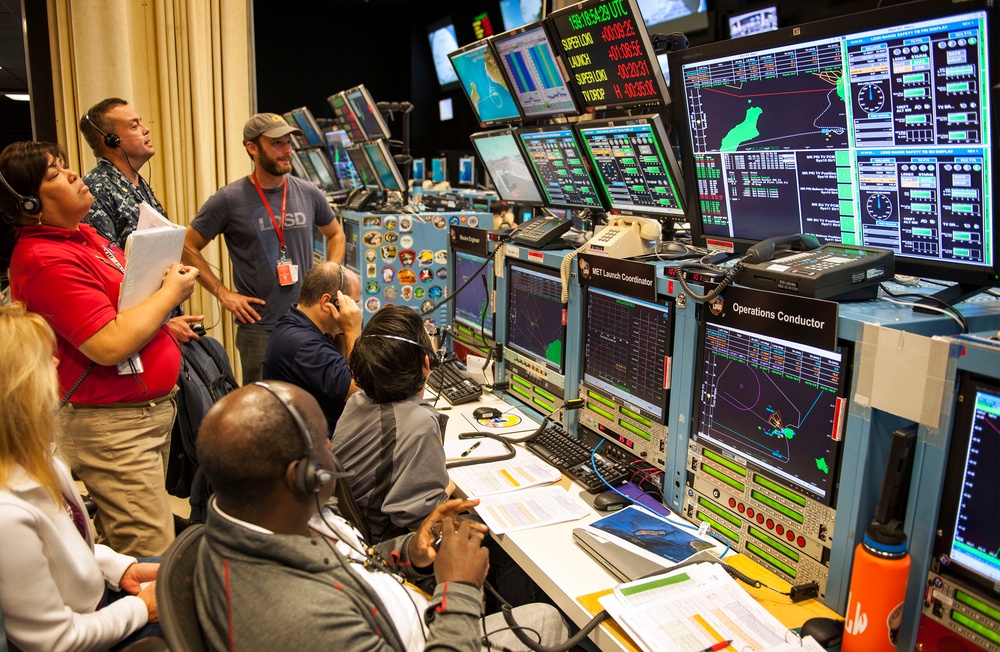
xmin=190 ymin=175 xmax=334 ymax=330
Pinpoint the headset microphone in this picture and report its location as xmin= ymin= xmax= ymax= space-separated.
xmin=0 ymin=169 xmax=41 ymax=215
xmin=83 ymin=114 xmax=121 ymax=149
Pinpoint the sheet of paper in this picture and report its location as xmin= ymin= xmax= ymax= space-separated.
xmin=444 ymin=437 xmax=510 ymax=462
xmin=136 ymin=202 xmax=173 ymax=230
xmin=461 ymin=406 xmax=539 ymax=435
xmin=449 ymin=454 xmax=560 ymax=497
xmin=599 ymin=562 xmax=791 ymax=652
xmin=474 ymin=485 xmax=590 ymax=534
xmin=582 ymin=505 xmax=723 ymax=566
xmin=119 ymin=205 xmax=186 ymax=312
xmin=463 ymin=353 xmax=496 ymax=386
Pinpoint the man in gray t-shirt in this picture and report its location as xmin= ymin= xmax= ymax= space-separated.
xmin=183 ymin=113 xmax=345 ymax=384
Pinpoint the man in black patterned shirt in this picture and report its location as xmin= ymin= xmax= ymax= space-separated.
xmin=79 ymin=97 xmax=202 ymax=342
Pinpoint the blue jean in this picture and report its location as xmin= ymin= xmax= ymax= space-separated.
xmin=236 ymin=326 xmax=271 ymax=385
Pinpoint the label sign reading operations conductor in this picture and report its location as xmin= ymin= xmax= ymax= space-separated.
xmin=551 ymin=0 xmax=662 ymax=110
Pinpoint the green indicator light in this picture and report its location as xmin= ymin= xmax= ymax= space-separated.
xmin=533 ymin=396 xmax=554 ymax=412
xmin=704 ymin=449 xmax=747 ymax=476
xmin=697 ymin=497 xmax=742 ymax=527
xmin=618 ymin=419 xmax=651 ymax=441
xmin=751 ymin=490 xmax=804 ymax=523
xmin=749 ymin=526 xmax=800 ymax=561
xmin=948 ymin=113 xmax=969 ymax=123
xmin=954 ymin=204 xmax=974 ymax=213
xmin=697 ymin=512 xmax=740 ymax=542
xmin=511 ymin=385 xmax=531 ymax=401
xmin=511 ymin=374 xmax=531 ymax=389
xmin=587 ymin=403 xmax=615 ymax=420
xmin=624 ymin=168 xmax=638 ymax=175
xmin=904 ymin=88 xmax=926 ymax=98
xmin=535 ymin=386 xmax=556 ymax=402
xmin=632 ymin=185 xmax=646 ymax=192
xmin=911 ymin=190 xmax=932 ymax=198
xmin=621 ymin=407 xmax=651 ymax=427
xmin=955 ymin=590 xmax=1000 ymax=621
xmin=702 ymin=465 xmax=745 ymax=491
xmin=951 ymin=611 xmax=1000 ymax=645
xmin=911 ymin=206 xmax=932 ymax=214
xmin=587 ymin=391 xmax=615 ymax=408
xmin=747 ymin=542 xmax=797 ymax=577
xmin=905 ymin=115 xmax=927 ymax=124
xmin=754 ymin=474 xmax=807 ymax=506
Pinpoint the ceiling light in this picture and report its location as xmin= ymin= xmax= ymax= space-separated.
xmin=6 ymin=94 xmax=30 ymax=101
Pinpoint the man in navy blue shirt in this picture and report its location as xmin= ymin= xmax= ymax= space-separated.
xmin=262 ymin=262 xmax=361 ymax=431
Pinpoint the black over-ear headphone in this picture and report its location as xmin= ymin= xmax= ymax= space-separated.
xmin=364 ymin=333 xmax=445 ymax=369
xmin=0 ymin=169 xmax=41 ymax=216
xmin=83 ymin=114 xmax=121 ymax=149
xmin=254 ymin=382 xmax=335 ymax=494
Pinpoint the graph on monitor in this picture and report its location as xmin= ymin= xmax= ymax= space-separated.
xmin=506 ymin=261 xmax=565 ymax=372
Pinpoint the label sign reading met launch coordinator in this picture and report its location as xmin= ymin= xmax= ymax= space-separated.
xmin=549 ymin=0 xmax=664 ymax=110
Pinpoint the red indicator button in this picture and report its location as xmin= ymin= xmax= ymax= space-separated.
xmin=746 ymin=507 xmax=755 ymax=518
xmin=787 ymin=530 xmax=795 ymax=542
xmin=776 ymin=525 xmax=784 ymax=535
xmin=729 ymin=498 xmax=737 ymax=508
xmin=797 ymin=536 xmax=806 ymax=548
xmin=766 ymin=519 xmax=774 ymax=529
xmin=738 ymin=504 xmax=745 ymax=513
xmin=756 ymin=514 xmax=764 ymax=524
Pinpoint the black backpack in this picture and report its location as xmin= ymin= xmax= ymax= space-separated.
xmin=166 ymin=331 xmax=238 ymax=514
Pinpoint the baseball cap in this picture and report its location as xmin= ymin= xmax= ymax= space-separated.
xmin=243 ymin=113 xmax=302 ymax=143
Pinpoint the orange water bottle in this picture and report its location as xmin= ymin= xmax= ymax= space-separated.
xmin=842 ymin=522 xmax=910 ymax=651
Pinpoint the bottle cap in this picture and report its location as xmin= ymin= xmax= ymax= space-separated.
xmin=863 ymin=520 xmax=908 ymax=557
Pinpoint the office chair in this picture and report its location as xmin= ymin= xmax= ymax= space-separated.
xmin=156 ymin=524 xmax=208 ymax=652
xmin=331 ymin=453 xmax=371 ymax=543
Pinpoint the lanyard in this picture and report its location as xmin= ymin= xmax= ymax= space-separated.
xmin=252 ymin=172 xmax=288 ymax=257
xmin=100 ymin=244 xmax=126 ymax=274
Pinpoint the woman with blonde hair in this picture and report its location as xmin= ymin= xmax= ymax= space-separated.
xmin=0 ymin=303 xmax=160 ymax=652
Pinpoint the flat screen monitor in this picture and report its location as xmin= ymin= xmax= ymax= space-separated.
xmin=500 ymin=0 xmax=543 ymax=31
xmin=934 ymin=372 xmax=1000 ymax=598
xmin=576 ymin=114 xmax=686 ymax=219
xmin=692 ymin=320 xmax=846 ymax=506
xmin=428 ymin=18 xmax=461 ymax=90
xmin=671 ymin=2 xmax=997 ymax=299
xmin=518 ymin=124 xmax=606 ymax=210
xmin=346 ymin=145 xmax=382 ymax=190
xmin=729 ymin=6 xmax=779 ymax=39
xmin=343 ymin=220 xmax=359 ymax=272
xmin=492 ymin=22 xmax=579 ymax=119
xmin=582 ymin=287 xmax=672 ymax=423
xmin=345 ymin=85 xmax=392 ymax=142
xmin=458 ymin=156 xmax=477 ymax=187
xmin=440 ymin=98 xmax=455 ymax=122
xmin=284 ymin=107 xmax=324 ymax=148
xmin=547 ymin=0 xmax=670 ymax=111
xmin=639 ymin=0 xmax=709 ymax=34
xmin=471 ymin=128 xmax=545 ymax=205
xmin=453 ymin=250 xmax=494 ymax=338
xmin=304 ymin=148 xmax=337 ymax=189
xmin=325 ymin=130 xmax=359 ymax=190
xmin=431 ymin=157 xmax=447 ymax=183
xmin=506 ymin=260 xmax=566 ymax=373
xmin=289 ymin=149 xmax=311 ymax=183
xmin=327 ymin=92 xmax=367 ymax=145
xmin=412 ymin=158 xmax=426 ymax=182
xmin=362 ymin=140 xmax=405 ymax=192
xmin=449 ymin=41 xmax=522 ymax=127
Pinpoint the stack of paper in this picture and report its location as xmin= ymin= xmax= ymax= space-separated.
xmin=599 ymin=562 xmax=795 ymax=652
xmin=118 ymin=203 xmax=186 ymax=311
xmin=449 ymin=457 xmax=561 ymax=497
xmin=474 ymin=485 xmax=591 ymax=534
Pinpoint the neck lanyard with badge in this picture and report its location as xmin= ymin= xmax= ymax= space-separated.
xmin=252 ymin=172 xmax=297 ymax=286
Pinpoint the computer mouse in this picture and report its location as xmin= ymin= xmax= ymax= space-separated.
xmin=659 ymin=240 xmax=690 ymax=255
xmin=799 ymin=617 xmax=844 ymax=648
xmin=473 ymin=406 xmax=502 ymax=420
xmin=593 ymin=492 xmax=633 ymax=512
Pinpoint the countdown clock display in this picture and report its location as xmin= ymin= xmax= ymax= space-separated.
xmin=547 ymin=0 xmax=669 ymax=112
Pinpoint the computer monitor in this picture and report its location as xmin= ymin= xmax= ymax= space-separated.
xmin=327 ymin=92 xmax=367 ymax=145
xmin=431 ymin=157 xmax=447 ymax=184
xmin=303 ymin=148 xmax=338 ymax=190
xmin=458 ymin=156 xmax=477 ymax=187
xmin=505 ymin=260 xmax=566 ymax=374
xmin=491 ymin=21 xmax=579 ymax=119
xmin=345 ymin=145 xmax=382 ymax=190
xmin=470 ymin=128 xmax=544 ymax=205
xmin=452 ymin=250 xmax=495 ymax=340
xmin=412 ymin=158 xmax=426 ymax=182
xmin=518 ymin=124 xmax=606 ymax=211
xmin=692 ymin=318 xmax=847 ymax=507
xmin=499 ymin=0 xmax=543 ymax=31
xmin=449 ymin=41 xmax=522 ymax=127
xmin=343 ymin=220 xmax=359 ymax=272
xmin=428 ymin=18 xmax=461 ymax=90
xmin=671 ymin=2 xmax=997 ymax=304
xmin=283 ymin=107 xmax=324 ymax=148
xmin=639 ymin=0 xmax=710 ymax=34
xmin=729 ymin=5 xmax=779 ymax=39
xmin=325 ymin=130 xmax=359 ymax=190
xmin=362 ymin=139 xmax=406 ymax=192
xmin=582 ymin=287 xmax=672 ymax=423
xmin=576 ymin=114 xmax=686 ymax=220
xmin=344 ymin=85 xmax=392 ymax=142
xmin=547 ymin=0 xmax=670 ymax=111
xmin=933 ymin=372 xmax=1000 ymax=602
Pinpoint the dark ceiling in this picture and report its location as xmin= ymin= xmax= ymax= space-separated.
xmin=0 ymin=0 xmax=29 ymax=95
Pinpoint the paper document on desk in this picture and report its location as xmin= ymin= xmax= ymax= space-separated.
xmin=119 ymin=203 xmax=185 ymax=311
xmin=444 ymin=437 xmax=509 ymax=462
xmin=449 ymin=455 xmax=560 ymax=496
xmin=599 ymin=562 xmax=792 ymax=652
xmin=475 ymin=485 xmax=590 ymax=534
xmin=461 ymin=407 xmax=539 ymax=435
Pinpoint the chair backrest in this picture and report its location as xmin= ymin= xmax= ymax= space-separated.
xmin=331 ymin=454 xmax=371 ymax=542
xmin=156 ymin=524 xmax=207 ymax=652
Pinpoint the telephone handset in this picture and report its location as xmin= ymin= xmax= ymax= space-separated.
xmin=743 ymin=234 xmax=821 ymax=264
xmin=345 ymin=188 xmax=381 ymax=212
xmin=585 ymin=216 xmax=661 ymax=259
xmin=509 ymin=216 xmax=574 ymax=249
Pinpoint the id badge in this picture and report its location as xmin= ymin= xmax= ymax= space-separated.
xmin=117 ymin=353 xmax=144 ymax=375
xmin=277 ymin=261 xmax=294 ymax=286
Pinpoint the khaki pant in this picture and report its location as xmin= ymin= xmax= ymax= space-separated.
xmin=56 ymin=394 xmax=177 ymax=557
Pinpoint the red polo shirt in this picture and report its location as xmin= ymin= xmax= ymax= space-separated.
xmin=10 ymin=223 xmax=180 ymax=404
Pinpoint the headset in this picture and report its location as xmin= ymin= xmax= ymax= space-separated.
xmin=254 ymin=382 xmax=339 ymax=494
xmin=363 ymin=333 xmax=445 ymax=369
xmin=83 ymin=113 xmax=121 ymax=149
xmin=0 ymin=169 xmax=41 ymax=216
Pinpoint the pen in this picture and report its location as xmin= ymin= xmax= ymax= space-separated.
xmin=460 ymin=441 xmax=482 ymax=457
xmin=697 ymin=640 xmax=732 ymax=652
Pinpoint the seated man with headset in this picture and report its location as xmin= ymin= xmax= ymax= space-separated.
xmin=194 ymin=381 xmax=568 ymax=651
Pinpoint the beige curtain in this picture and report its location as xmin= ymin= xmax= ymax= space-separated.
xmin=47 ymin=0 xmax=255 ymax=377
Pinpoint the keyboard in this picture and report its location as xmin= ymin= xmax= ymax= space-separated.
xmin=525 ymin=423 xmax=631 ymax=493
xmin=428 ymin=363 xmax=483 ymax=406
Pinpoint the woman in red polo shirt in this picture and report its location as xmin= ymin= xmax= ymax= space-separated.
xmin=0 ymin=141 xmax=198 ymax=557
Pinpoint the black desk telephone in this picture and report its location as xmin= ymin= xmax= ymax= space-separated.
xmin=509 ymin=216 xmax=574 ymax=249
xmin=739 ymin=234 xmax=894 ymax=301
